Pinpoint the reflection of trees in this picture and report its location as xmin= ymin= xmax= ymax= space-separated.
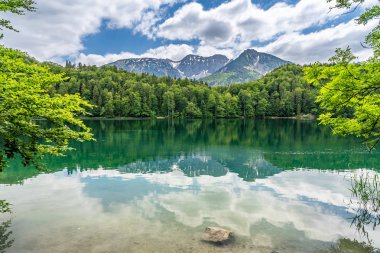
xmin=349 ymin=172 xmax=380 ymax=244
xmin=315 ymin=238 xmax=377 ymax=253
xmin=0 ymin=200 xmax=13 ymax=253
xmin=1 ymin=119 xmax=379 ymax=184
xmin=0 ymin=220 xmax=13 ymax=253
xmin=0 ymin=201 xmax=10 ymax=214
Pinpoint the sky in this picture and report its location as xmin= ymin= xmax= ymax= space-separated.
xmin=1 ymin=0 xmax=377 ymax=65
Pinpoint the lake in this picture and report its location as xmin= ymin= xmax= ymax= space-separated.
xmin=1 ymin=119 xmax=380 ymax=253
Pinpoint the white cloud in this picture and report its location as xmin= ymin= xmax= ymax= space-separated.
xmin=156 ymin=0 xmax=345 ymax=53
xmin=144 ymin=43 xmax=195 ymax=61
xmin=1 ymin=0 xmax=376 ymax=65
xmin=256 ymin=19 xmax=377 ymax=64
xmin=76 ymin=44 xmax=195 ymax=66
xmin=76 ymin=43 xmax=241 ymax=66
xmin=1 ymin=0 xmax=182 ymax=61
xmin=195 ymin=45 xmax=236 ymax=59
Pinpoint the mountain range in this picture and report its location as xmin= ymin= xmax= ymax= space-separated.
xmin=106 ymin=49 xmax=290 ymax=85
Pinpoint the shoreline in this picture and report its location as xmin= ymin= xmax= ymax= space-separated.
xmin=79 ymin=114 xmax=317 ymax=121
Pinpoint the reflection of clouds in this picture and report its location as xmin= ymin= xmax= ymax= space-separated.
xmin=81 ymin=168 xmax=195 ymax=189
xmin=0 ymin=171 xmax=170 ymax=252
xmin=155 ymin=173 xmax=354 ymax=242
xmin=2 ymin=168 xmax=380 ymax=252
xmin=255 ymin=170 xmax=351 ymax=207
xmin=78 ymin=168 xmax=380 ymax=245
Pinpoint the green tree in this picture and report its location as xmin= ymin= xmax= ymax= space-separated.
xmin=239 ymin=89 xmax=253 ymax=118
xmin=206 ymin=93 xmax=217 ymax=117
xmin=305 ymin=1 xmax=380 ymax=148
xmin=185 ymin=101 xmax=202 ymax=118
xmin=0 ymin=0 xmax=35 ymax=39
xmin=305 ymin=48 xmax=380 ymax=149
xmin=127 ymin=91 xmax=141 ymax=117
xmin=294 ymin=87 xmax=303 ymax=115
xmin=163 ymin=91 xmax=175 ymax=118
xmin=103 ymin=92 xmax=115 ymax=117
xmin=0 ymin=46 xmax=93 ymax=170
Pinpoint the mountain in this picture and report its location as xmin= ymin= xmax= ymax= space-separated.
xmin=106 ymin=54 xmax=229 ymax=80
xmin=201 ymin=49 xmax=290 ymax=86
xmin=105 ymin=58 xmax=182 ymax=78
xmin=176 ymin=54 xmax=229 ymax=79
xmin=105 ymin=49 xmax=290 ymax=85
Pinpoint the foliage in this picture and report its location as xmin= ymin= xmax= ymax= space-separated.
xmin=327 ymin=0 xmax=380 ymax=57
xmin=0 ymin=0 xmax=35 ymax=39
xmin=47 ymin=63 xmax=316 ymax=119
xmin=255 ymin=64 xmax=318 ymax=116
xmin=0 ymin=46 xmax=93 ymax=171
xmin=305 ymin=48 xmax=380 ymax=149
xmin=307 ymin=1 xmax=379 ymax=148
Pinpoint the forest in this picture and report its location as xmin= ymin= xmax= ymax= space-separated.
xmin=47 ymin=62 xmax=319 ymax=119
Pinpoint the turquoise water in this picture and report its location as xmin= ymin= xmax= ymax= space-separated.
xmin=0 ymin=119 xmax=379 ymax=252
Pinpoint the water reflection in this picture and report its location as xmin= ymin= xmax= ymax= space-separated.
xmin=316 ymin=238 xmax=377 ymax=253
xmin=0 ymin=169 xmax=380 ymax=252
xmin=1 ymin=119 xmax=379 ymax=185
xmin=1 ymin=168 xmax=380 ymax=252
xmin=0 ymin=220 xmax=13 ymax=253
xmin=0 ymin=119 xmax=380 ymax=252
xmin=349 ymin=172 xmax=380 ymax=244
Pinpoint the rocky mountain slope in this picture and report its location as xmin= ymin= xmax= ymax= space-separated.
xmin=106 ymin=54 xmax=229 ymax=80
xmin=176 ymin=54 xmax=229 ymax=79
xmin=106 ymin=49 xmax=290 ymax=85
xmin=202 ymin=49 xmax=290 ymax=85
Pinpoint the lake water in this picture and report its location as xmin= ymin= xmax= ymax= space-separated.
xmin=1 ymin=119 xmax=380 ymax=253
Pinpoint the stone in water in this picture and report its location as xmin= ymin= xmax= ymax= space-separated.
xmin=202 ymin=227 xmax=233 ymax=243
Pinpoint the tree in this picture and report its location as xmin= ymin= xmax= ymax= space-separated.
xmin=0 ymin=0 xmax=35 ymax=39
xmin=238 ymin=90 xmax=253 ymax=118
xmin=305 ymin=1 xmax=380 ymax=149
xmin=0 ymin=46 xmax=93 ymax=171
xmin=103 ymin=92 xmax=115 ymax=117
xmin=185 ymin=101 xmax=202 ymax=118
xmin=305 ymin=48 xmax=380 ymax=149
xmin=163 ymin=91 xmax=175 ymax=118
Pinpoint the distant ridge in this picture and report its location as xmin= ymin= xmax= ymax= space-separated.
xmin=106 ymin=49 xmax=290 ymax=85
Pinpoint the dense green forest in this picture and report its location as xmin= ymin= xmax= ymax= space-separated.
xmin=47 ymin=63 xmax=318 ymax=118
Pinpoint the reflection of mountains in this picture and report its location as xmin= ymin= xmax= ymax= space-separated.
xmin=1 ymin=119 xmax=379 ymax=184
xmin=117 ymin=152 xmax=281 ymax=182
xmin=118 ymin=154 xmax=228 ymax=177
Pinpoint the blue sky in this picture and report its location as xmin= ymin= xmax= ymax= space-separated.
xmin=2 ymin=0 xmax=376 ymax=65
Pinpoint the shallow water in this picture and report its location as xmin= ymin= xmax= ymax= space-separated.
xmin=1 ymin=119 xmax=379 ymax=253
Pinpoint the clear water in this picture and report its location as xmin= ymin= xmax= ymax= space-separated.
xmin=1 ymin=119 xmax=379 ymax=253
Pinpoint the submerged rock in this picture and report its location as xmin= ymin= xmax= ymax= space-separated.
xmin=201 ymin=227 xmax=233 ymax=243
